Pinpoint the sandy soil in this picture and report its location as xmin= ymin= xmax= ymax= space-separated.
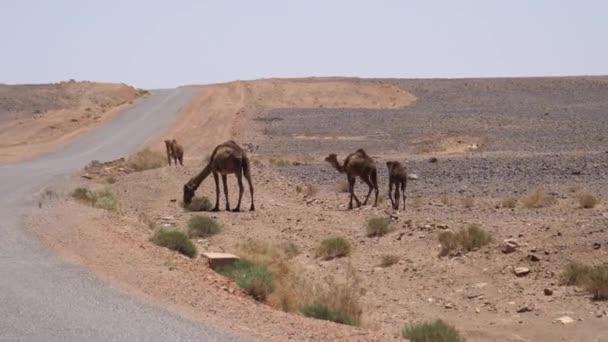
xmin=29 ymin=77 xmax=608 ymax=341
xmin=0 ymin=81 xmax=143 ymax=163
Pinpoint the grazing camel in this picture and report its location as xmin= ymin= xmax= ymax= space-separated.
xmin=183 ymin=140 xmax=254 ymax=212
xmin=164 ymin=139 xmax=184 ymax=166
xmin=325 ymin=149 xmax=379 ymax=209
xmin=386 ymin=161 xmax=408 ymax=210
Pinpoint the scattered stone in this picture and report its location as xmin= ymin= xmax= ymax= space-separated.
xmin=514 ymin=267 xmax=530 ymax=277
xmin=502 ymin=239 xmax=519 ymax=254
xmin=201 ymin=252 xmax=240 ymax=270
xmin=517 ymin=305 xmax=534 ymax=313
xmin=81 ymin=174 xmax=93 ymax=180
xmin=444 ymin=303 xmax=454 ymax=309
xmin=595 ymin=311 xmax=604 ymax=318
xmin=429 ymin=157 xmax=438 ymax=163
xmin=527 ymin=254 xmax=541 ymax=262
xmin=170 ymin=198 xmax=177 ymax=202
xmin=555 ymin=316 xmax=575 ymax=325
xmin=475 ymin=308 xmax=480 ymax=314
xmin=544 ymin=288 xmax=553 ymax=296
xmin=593 ymin=242 xmax=601 ymax=250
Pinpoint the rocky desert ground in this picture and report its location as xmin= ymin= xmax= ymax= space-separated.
xmin=24 ymin=77 xmax=608 ymax=341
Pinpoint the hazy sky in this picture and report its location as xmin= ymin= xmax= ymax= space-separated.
xmin=1 ymin=1 xmax=607 ymax=88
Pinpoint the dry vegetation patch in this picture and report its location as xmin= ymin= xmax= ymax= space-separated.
xmin=217 ymin=260 xmax=275 ymax=301
xmin=366 ymin=216 xmax=392 ymax=237
xmin=379 ymin=254 xmax=400 ymax=267
xmin=316 ymin=237 xmax=352 ymax=260
xmin=577 ymin=192 xmax=599 ymax=209
xmin=561 ymin=262 xmax=608 ymax=300
xmin=183 ymin=196 xmax=213 ymax=212
xmin=71 ymin=187 xmax=117 ymax=211
xmin=127 ymin=148 xmax=166 ymax=171
xmin=401 ymin=319 xmax=465 ymax=342
xmin=187 ymin=215 xmax=222 ymax=238
xmin=151 ymin=229 xmax=197 ymax=258
xmin=520 ymin=187 xmax=557 ymax=208
xmin=439 ymin=224 xmax=492 ymax=257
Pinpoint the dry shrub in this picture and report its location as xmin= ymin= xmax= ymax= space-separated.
xmin=462 ymin=196 xmax=475 ymax=209
xmin=295 ymin=185 xmax=303 ymax=193
xmin=316 ymin=237 xmax=351 ymax=260
xmin=336 ymin=179 xmax=350 ymax=193
xmin=521 ymin=187 xmax=556 ymax=208
xmin=439 ymin=224 xmax=492 ymax=256
xmin=71 ymin=187 xmax=117 ymax=211
xmin=303 ymin=184 xmax=319 ymax=197
xmin=441 ymin=195 xmax=454 ymax=207
xmin=577 ymin=192 xmax=599 ymax=209
xmin=217 ymin=260 xmax=274 ymax=301
xmin=236 ymin=240 xmax=363 ymax=322
xmin=402 ymin=319 xmax=464 ymax=342
xmin=561 ymin=262 xmax=608 ymax=300
xmin=269 ymin=158 xmax=290 ymax=167
xmin=380 ymin=254 xmax=399 ymax=267
xmin=366 ymin=216 xmax=392 ymax=237
xmin=127 ymin=148 xmax=166 ymax=171
xmin=501 ymin=197 xmax=517 ymax=209
xmin=105 ymin=176 xmax=117 ymax=184
xmin=183 ymin=196 xmax=213 ymax=212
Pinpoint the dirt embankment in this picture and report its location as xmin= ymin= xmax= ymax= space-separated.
xmin=0 ymin=81 xmax=144 ymax=163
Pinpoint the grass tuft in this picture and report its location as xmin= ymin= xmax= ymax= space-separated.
xmin=521 ymin=187 xmax=556 ymax=208
xmin=127 ymin=148 xmax=166 ymax=172
xmin=561 ymin=262 xmax=608 ymax=300
xmin=151 ymin=229 xmax=197 ymax=258
xmin=501 ymin=197 xmax=517 ymax=209
xmin=301 ymin=304 xmax=355 ymax=325
xmin=187 ymin=215 xmax=221 ymax=238
xmin=439 ymin=224 xmax=492 ymax=257
xmin=316 ymin=237 xmax=351 ymax=260
xmin=577 ymin=192 xmax=599 ymax=209
xmin=366 ymin=216 xmax=392 ymax=237
xmin=71 ymin=187 xmax=117 ymax=211
xmin=402 ymin=319 xmax=465 ymax=342
xmin=183 ymin=196 xmax=213 ymax=212
xmin=217 ymin=260 xmax=274 ymax=301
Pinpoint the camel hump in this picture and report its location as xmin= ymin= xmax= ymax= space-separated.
xmin=355 ymin=148 xmax=368 ymax=156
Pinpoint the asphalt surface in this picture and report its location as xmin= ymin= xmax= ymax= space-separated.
xmin=0 ymin=88 xmax=246 ymax=341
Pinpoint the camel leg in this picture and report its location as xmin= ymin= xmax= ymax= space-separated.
xmin=222 ymin=174 xmax=230 ymax=211
xmin=388 ymin=180 xmax=395 ymax=209
xmin=349 ymin=175 xmax=361 ymax=209
xmin=212 ymin=171 xmax=220 ymax=211
xmin=394 ymin=183 xmax=401 ymax=210
xmin=179 ymin=154 xmax=183 ymax=166
xmin=243 ymin=161 xmax=255 ymax=211
xmin=361 ymin=175 xmax=374 ymax=205
xmin=401 ymin=180 xmax=406 ymax=211
xmin=232 ymin=168 xmax=244 ymax=212
xmin=347 ymin=175 xmax=355 ymax=209
xmin=371 ymin=169 xmax=379 ymax=207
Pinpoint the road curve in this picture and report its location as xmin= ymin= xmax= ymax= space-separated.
xmin=0 ymin=88 xmax=245 ymax=341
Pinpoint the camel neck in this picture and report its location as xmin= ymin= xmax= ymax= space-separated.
xmin=188 ymin=163 xmax=212 ymax=190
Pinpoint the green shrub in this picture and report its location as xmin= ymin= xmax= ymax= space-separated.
xmin=439 ymin=224 xmax=492 ymax=257
xmin=316 ymin=237 xmax=351 ymax=260
xmin=401 ymin=319 xmax=465 ymax=342
xmin=183 ymin=196 xmax=213 ymax=212
xmin=366 ymin=216 xmax=392 ymax=237
xmin=71 ymin=187 xmax=117 ymax=211
xmin=151 ymin=229 xmax=197 ymax=258
xmin=217 ymin=260 xmax=274 ymax=301
xmin=127 ymin=148 xmax=166 ymax=171
xmin=301 ymin=304 xmax=354 ymax=326
xmin=187 ymin=215 xmax=221 ymax=238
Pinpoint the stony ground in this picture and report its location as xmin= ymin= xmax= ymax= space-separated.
xmin=29 ymin=77 xmax=608 ymax=341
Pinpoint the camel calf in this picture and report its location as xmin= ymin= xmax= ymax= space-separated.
xmin=386 ymin=161 xmax=407 ymax=210
xmin=164 ymin=139 xmax=184 ymax=166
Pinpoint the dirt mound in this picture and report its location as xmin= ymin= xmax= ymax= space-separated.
xmin=0 ymin=81 xmax=144 ymax=163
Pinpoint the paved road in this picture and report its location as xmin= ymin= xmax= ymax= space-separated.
xmin=0 ymin=88 xmax=245 ymax=341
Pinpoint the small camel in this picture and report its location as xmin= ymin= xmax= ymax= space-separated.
xmin=386 ymin=161 xmax=408 ymax=210
xmin=325 ymin=149 xmax=379 ymax=209
xmin=164 ymin=139 xmax=184 ymax=166
xmin=183 ymin=140 xmax=255 ymax=212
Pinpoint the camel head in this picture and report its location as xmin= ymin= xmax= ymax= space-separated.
xmin=324 ymin=153 xmax=338 ymax=164
xmin=183 ymin=184 xmax=195 ymax=205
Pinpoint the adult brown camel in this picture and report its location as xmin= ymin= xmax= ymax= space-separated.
xmin=183 ymin=140 xmax=255 ymax=212
xmin=386 ymin=161 xmax=407 ymax=210
xmin=164 ymin=139 xmax=184 ymax=166
xmin=325 ymin=149 xmax=379 ymax=209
